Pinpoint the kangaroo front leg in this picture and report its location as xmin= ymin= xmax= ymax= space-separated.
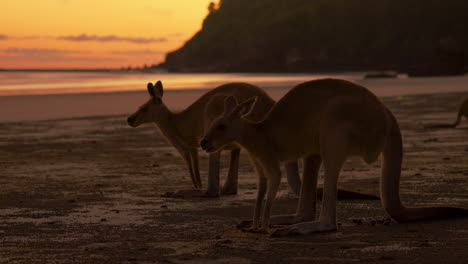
xmin=252 ymin=175 xmax=267 ymax=230
xmin=221 ymin=148 xmax=240 ymax=195
xmin=205 ymin=151 xmax=221 ymax=197
xmin=185 ymin=149 xmax=202 ymax=189
xmin=285 ymin=161 xmax=301 ymax=195
xmin=239 ymin=158 xmax=267 ymax=231
xmin=169 ymin=149 xmax=204 ymax=197
xmin=190 ymin=148 xmax=202 ymax=189
xmin=260 ymin=162 xmax=282 ymax=232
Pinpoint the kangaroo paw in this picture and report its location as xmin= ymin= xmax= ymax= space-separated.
xmin=270 ymin=214 xmax=306 ymax=225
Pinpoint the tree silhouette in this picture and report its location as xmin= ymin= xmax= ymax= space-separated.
xmin=208 ymin=2 xmax=216 ymax=13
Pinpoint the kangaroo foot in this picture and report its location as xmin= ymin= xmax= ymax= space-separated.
xmin=270 ymin=214 xmax=309 ymax=225
xmin=334 ymin=188 xmax=379 ymax=200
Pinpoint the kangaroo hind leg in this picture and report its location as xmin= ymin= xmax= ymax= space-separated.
xmin=272 ymin=130 xmax=349 ymax=236
xmin=270 ymin=155 xmax=321 ymax=225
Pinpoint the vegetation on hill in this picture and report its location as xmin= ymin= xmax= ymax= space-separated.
xmin=162 ymin=0 xmax=468 ymax=74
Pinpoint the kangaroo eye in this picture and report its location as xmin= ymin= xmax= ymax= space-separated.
xmin=216 ymin=124 xmax=226 ymax=132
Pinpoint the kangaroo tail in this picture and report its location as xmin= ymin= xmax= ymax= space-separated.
xmin=381 ymin=110 xmax=468 ymax=222
xmin=425 ymin=105 xmax=463 ymax=129
xmin=451 ymin=107 xmax=463 ymax=127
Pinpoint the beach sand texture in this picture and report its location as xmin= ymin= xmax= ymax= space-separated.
xmin=0 ymin=91 xmax=467 ymax=263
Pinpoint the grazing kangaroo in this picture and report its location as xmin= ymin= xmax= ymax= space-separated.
xmin=127 ymin=81 xmax=376 ymax=199
xmin=428 ymin=98 xmax=468 ymax=128
xmin=201 ymin=78 xmax=467 ymax=235
xmin=127 ymin=81 xmax=302 ymax=197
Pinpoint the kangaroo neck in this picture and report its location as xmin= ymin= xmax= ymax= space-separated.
xmin=153 ymin=107 xmax=185 ymax=148
xmin=236 ymin=121 xmax=272 ymax=157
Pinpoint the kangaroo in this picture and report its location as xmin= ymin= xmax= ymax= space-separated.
xmin=427 ymin=98 xmax=468 ymax=128
xmin=127 ymin=81 xmax=302 ymax=197
xmin=201 ymin=78 xmax=467 ymax=235
xmin=127 ymin=81 xmax=376 ymax=199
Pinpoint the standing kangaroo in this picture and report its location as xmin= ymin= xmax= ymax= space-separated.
xmin=201 ymin=78 xmax=467 ymax=235
xmin=127 ymin=81 xmax=302 ymax=197
xmin=127 ymin=81 xmax=375 ymax=199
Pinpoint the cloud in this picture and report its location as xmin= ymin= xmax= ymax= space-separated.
xmin=0 ymin=54 xmax=117 ymax=62
xmin=57 ymin=34 xmax=167 ymax=44
xmin=15 ymin=35 xmax=48 ymax=40
xmin=1 ymin=35 xmax=54 ymax=40
xmin=3 ymin=48 xmax=79 ymax=56
xmin=111 ymin=49 xmax=166 ymax=55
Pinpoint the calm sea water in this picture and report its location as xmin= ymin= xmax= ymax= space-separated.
xmin=0 ymin=71 xmax=467 ymax=122
xmin=0 ymin=71 xmax=467 ymax=97
xmin=0 ymin=71 xmax=364 ymax=96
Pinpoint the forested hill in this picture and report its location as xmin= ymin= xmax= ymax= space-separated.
xmin=162 ymin=0 xmax=468 ymax=75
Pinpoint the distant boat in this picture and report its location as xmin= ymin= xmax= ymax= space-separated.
xmin=364 ymin=72 xmax=398 ymax=79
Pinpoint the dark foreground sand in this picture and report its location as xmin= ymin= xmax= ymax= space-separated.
xmin=0 ymin=91 xmax=467 ymax=264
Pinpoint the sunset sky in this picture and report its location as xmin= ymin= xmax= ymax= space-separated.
xmin=0 ymin=0 xmax=213 ymax=69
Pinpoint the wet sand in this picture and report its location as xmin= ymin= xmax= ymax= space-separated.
xmin=0 ymin=91 xmax=467 ymax=263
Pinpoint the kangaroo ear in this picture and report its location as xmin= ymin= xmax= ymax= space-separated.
xmin=236 ymin=96 xmax=257 ymax=117
xmin=224 ymin=96 xmax=238 ymax=114
xmin=147 ymin=82 xmax=155 ymax=97
xmin=154 ymin=80 xmax=164 ymax=97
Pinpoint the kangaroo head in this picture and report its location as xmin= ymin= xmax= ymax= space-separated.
xmin=201 ymin=96 xmax=257 ymax=152
xmin=127 ymin=81 xmax=167 ymax=127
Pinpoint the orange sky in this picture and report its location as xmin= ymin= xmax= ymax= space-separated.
xmin=0 ymin=0 xmax=213 ymax=69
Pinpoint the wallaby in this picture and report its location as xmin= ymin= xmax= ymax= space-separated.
xmin=427 ymin=98 xmax=468 ymax=128
xmin=201 ymin=78 xmax=467 ymax=235
xmin=127 ymin=81 xmax=302 ymax=197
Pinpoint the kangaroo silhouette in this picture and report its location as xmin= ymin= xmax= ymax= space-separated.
xmin=201 ymin=79 xmax=467 ymax=235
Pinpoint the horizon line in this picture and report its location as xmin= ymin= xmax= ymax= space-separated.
xmin=0 ymin=68 xmax=167 ymax=72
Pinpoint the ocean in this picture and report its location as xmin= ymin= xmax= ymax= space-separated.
xmin=1 ymin=71 xmax=467 ymax=97
xmin=0 ymin=71 xmax=467 ymax=122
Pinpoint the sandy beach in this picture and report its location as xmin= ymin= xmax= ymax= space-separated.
xmin=0 ymin=89 xmax=467 ymax=263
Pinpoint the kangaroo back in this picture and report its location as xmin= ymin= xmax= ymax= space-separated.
xmin=381 ymin=109 xmax=468 ymax=222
